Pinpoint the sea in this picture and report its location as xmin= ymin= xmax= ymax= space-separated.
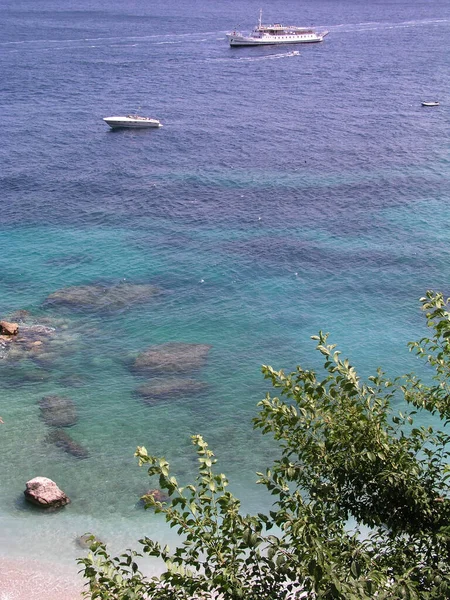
xmin=1 ymin=0 xmax=450 ymax=576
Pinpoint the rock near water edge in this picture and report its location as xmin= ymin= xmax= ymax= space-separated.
xmin=24 ymin=477 xmax=70 ymax=508
xmin=0 ymin=321 xmax=19 ymax=335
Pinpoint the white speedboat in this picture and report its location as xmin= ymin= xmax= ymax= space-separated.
xmin=421 ymin=101 xmax=439 ymax=107
xmin=103 ymin=115 xmax=162 ymax=129
xmin=227 ymin=10 xmax=328 ymax=46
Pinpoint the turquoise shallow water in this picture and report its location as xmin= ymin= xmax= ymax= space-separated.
xmin=0 ymin=202 xmax=446 ymax=566
xmin=1 ymin=0 xmax=450 ymax=571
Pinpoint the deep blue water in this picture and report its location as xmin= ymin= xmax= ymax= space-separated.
xmin=1 ymin=0 xmax=450 ymax=570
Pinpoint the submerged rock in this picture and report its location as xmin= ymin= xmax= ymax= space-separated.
xmin=46 ymin=428 xmax=89 ymax=459
xmin=0 ymin=362 xmax=52 ymax=388
xmin=137 ymin=488 xmax=170 ymax=509
xmin=24 ymin=476 xmax=70 ymax=509
xmin=20 ymin=368 xmax=52 ymax=383
xmin=136 ymin=378 xmax=208 ymax=405
xmin=0 ymin=322 xmax=56 ymax=362
xmin=0 ymin=336 xmax=13 ymax=360
xmin=7 ymin=310 xmax=32 ymax=323
xmin=133 ymin=342 xmax=212 ymax=375
xmin=39 ymin=395 xmax=77 ymax=427
xmin=76 ymin=533 xmax=104 ymax=549
xmin=46 ymin=254 xmax=93 ymax=267
xmin=45 ymin=282 xmax=162 ymax=311
xmin=58 ymin=373 xmax=87 ymax=388
xmin=0 ymin=314 xmax=81 ymax=368
xmin=20 ymin=324 xmax=56 ymax=339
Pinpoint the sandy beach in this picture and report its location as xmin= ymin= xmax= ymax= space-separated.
xmin=0 ymin=558 xmax=84 ymax=600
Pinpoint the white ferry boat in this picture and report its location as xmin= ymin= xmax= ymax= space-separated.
xmin=227 ymin=10 xmax=328 ymax=47
xmin=103 ymin=115 xmax=162 ymax=129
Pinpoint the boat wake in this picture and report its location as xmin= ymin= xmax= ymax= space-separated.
xmin=0 ymin=31 xmax=219 ymax=53
xmin=326 ymin=17 xmax=450 ymax=34
xmin=206 ymin=50 xmax=300 ymax=63
xmin=234 ymin=50 xmax=301 ymax=62
xmin=2 ymin=16 xmax=449 ymax=54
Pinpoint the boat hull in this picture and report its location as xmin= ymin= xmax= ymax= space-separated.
xmin=227 ymin=31 xmax=327 ymax=46
xmin=103 ymin=117 xmax=162 ymax=129
xmin=229 ymin=38 xmax=323 ymax=46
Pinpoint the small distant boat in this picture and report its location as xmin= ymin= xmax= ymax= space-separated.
xmin=421 ymin=101 xmax=440 ymax=107
xmin=103 ymin=115 xmax=163 ymax=129
xmin=227 ymin=9 xmax=328 ymax=47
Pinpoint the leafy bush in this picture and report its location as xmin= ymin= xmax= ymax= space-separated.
xmin=79 ymin=291 xmax=450 ymax=599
